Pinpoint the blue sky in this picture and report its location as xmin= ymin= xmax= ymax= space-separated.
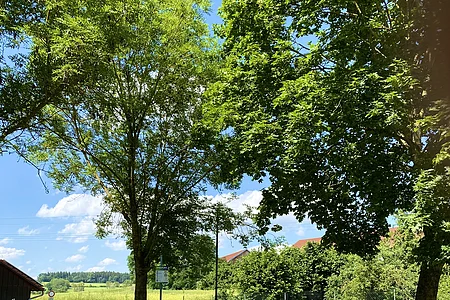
xmin=0 ymin=0 xmax=323 ymax=279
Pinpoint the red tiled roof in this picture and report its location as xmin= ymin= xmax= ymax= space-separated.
xmin=292 ymin=227 xmax=399 ymax=248
xmin=0 ymin=259 xmax=45 ymax=291
xmin=292 ymin=237 xmax=322 ymax=248
xmin=221 ymin=249 xmax=249 ymax=262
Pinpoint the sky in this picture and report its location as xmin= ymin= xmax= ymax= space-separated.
xmin=0 ymin=1 xmax=324 ymax=279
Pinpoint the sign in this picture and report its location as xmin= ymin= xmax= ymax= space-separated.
xmin=155 ymin=269 xmax=169 ymax=283
xmin=48 ymin=290 xmax=55 ymax=299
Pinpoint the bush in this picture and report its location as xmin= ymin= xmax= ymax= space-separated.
xmin=46 ymin=278 xmax=71 ymax=293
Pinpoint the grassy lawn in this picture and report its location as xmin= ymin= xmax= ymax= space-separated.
xmin=50 ymin=288 xmax=214 ymax=300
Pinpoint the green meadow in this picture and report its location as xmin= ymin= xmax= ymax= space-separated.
xmin=50 ymin=287 xmax=214 ymax=300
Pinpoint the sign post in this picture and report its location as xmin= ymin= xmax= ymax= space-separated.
xmin=155 ymin=256 xmax=168 ymax=300
xmin=48 ymin=290 xmax=55 ymax=300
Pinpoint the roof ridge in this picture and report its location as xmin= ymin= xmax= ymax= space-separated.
xmin=0 ymin=259 xmax=45 ymax=291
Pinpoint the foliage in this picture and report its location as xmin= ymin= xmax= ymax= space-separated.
xmin=72 ymin=282 xmax=85 ymax=292
xmin=207 ymin=0 xmax=416 ymax=257
xmin=46 ymin=278 xmax=71 ymax=293
xmin=228 ymin=243 xmax=343 ymax=300
xmin=326 ymin=229 xmax=419 ymax=300
xmin=0 ymin=0 xmax=60 ymax=146
xmin=38 ymin=271 xmax=130 ymax=283
xmin=21 ymin=1 xmax=220 ymax=300
xmin=208 ymin=0 xmax=450 ymax=298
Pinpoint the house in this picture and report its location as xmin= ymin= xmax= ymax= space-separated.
xmin=292 ymin=227 xmax=399 ymax=249
xmin=292 ymin=237 xmax=322 ymax=249
xmin=221 ymin=249 xmax=250 ymax=263
xmin=0 ymin=259 xmax=45 ymax=300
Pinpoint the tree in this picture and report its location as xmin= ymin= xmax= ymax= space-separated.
xmin=326 ymin=240 xmax=419 ymax=300
xmin=232 ymin=244 xmax=343 ymax=300
xmin=207 ymin=0 xmax=450 ymax=299
xmin=46 ymin=278 xmax=71 ymax=293
xmin=23 ymin=1 xmax=221 ymax=300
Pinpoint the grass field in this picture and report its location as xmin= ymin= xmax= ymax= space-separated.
xmin=49 ymin=287 xmax=215 ymax=300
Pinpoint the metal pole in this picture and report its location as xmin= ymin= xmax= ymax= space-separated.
xmin=215 ymin=205 xmax=219 ymax=300
xmin=160 ymin=255 xmax=163 ymax=300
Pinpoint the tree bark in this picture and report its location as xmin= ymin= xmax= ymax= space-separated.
xmin=415 ymin=261 xmax=444 ymax=300
xmin=135 ymin=263 xmax=149 ymax=300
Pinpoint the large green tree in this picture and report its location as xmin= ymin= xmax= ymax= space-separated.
xmin=207 ymin=0 xmax=450 ymax=299
xmin=21 ymin=1 xmax=221 ymax=300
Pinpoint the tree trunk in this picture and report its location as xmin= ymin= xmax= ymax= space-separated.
xmin=135 ymin=265 xmax=149 ymax=300
xmin=415 ymin=261 xmax=444 ymax=300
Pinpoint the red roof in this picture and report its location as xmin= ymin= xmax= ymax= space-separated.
xmin=0 ymin=259 xmax=45 ymax=291
xmin=292 ymin=227 xmax=398 ymax=248
xmin=292 ymin=237 xmax=322 ymax=248
xmin=221 ymin=249 xmax=249 ymax=262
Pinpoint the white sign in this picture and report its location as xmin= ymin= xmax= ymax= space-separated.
xmin=155 ymin=270 xmax=169 ymax=283
xmin=48 ymin=290 xmax=55 ymax=299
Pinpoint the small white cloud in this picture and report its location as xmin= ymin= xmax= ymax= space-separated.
xmin=86 ymin=258 xmax=117 ymax=272
xmin=212 ymin=191 xmax=262 ymax=214
xmin=0 ymin=246 xmax=25 ymax=259
xmin=0 ymin=238 xmax=10 ymax=245
xmin=105 ymin=240 xmax=126 ymax=251
xmin=86 ymin=266 xmax=105 ymax=272
xmin=36 ymin=194 xmax=103 ymax=218
xmin=58 ymin=217 xmax=96 ymax=243
xmin=65 ymin=254 xmax=85 ymax=263
xmin=296 ymin=226 xmax=305 ymax=236
xmin=98 ymin=258 xmax=117 ymax=266
xmin=18 ymin=226 xmax=40 ymax=236
xmin=78 ymin=245 xmax=89 ymax=253
xmin=66 ymin=265 xmax=83 ymax=272
xmin=26 ymin=260 xmax=31 ymax=265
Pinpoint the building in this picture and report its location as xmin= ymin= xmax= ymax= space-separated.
xmin=292 ymin=237 xmax=322 ymax=249
xmin=0 ymin=259 xmax=45 ymax=300
xmin=221 ymin=249 xmax=250 ymax=263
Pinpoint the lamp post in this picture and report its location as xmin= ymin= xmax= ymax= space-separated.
xmin=215 ymin=205 xmax=219 ymax=300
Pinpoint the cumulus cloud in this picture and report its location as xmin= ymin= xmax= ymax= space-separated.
xmin=105 ymin=240 xmax=127 ymax=251
xmin=0 ymin=246 xmax=25 ymax=259
xmin=86 ymin=266 xmax=105 ymax=272
xmin=66 ymin=265 xmax=83 ymax=272
xmin=211 ymin=191 xmax=262 ymax=214
xmin=296 ymin=226 xmax=305 ymax=237
xmin=65 ymin=254 xmax=85 ymax=263
xmin=86 ymin=258 xmax=117 ymax=272
xmin=78 ymin=245 xmax=89 ymax=253
xmin=99 ymin=258 xmax=117 ymax=266
xmin=0 ymin=238 xmax=11 ymax=245
xmin=58 ymin=217 xmax=96 ymax=243
xmin=18 ymin=226 xmax=40 ymax=236
xmin=36 ymin=194 xmax=103 ymax=218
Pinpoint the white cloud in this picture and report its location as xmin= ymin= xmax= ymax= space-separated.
xmin=26 ymin=260 xmax=31 ymax=265
xmin=86 ymin=266 xmax=105 ymax=272
xmin=105 ymin=240 xmax=126 ymax=251
xmin=58 ymin=217 xmax=96 ymax=243
xmin=296 ymin=226 xmax=305 ymax=236
xmin=86 ymin=258 xmax=117 ymax=272
xmin=78 ymin=245 xmax=89 ymax=253
xmin=98 ymin=258 xmax=117 ymax=266
xmin=0 ymin=238 xmax=10 ymax=245
xmin=36 ymin=194 xmax=104 ymax=218
xmin=65 ymin=254 xmax=85 ymax=263
xmin=0 ymin=246 xmax=25 ymax=259
xmin=18 ymin=226 xmax=40 ymax=236
xmin=66 ymin=265 xmax=83 ymax=272
xmin=212 ymin=191 xmax=262 ymax=214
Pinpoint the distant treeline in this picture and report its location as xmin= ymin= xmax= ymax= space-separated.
xmin=37 ymin=271 xmax=131 ymax=283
